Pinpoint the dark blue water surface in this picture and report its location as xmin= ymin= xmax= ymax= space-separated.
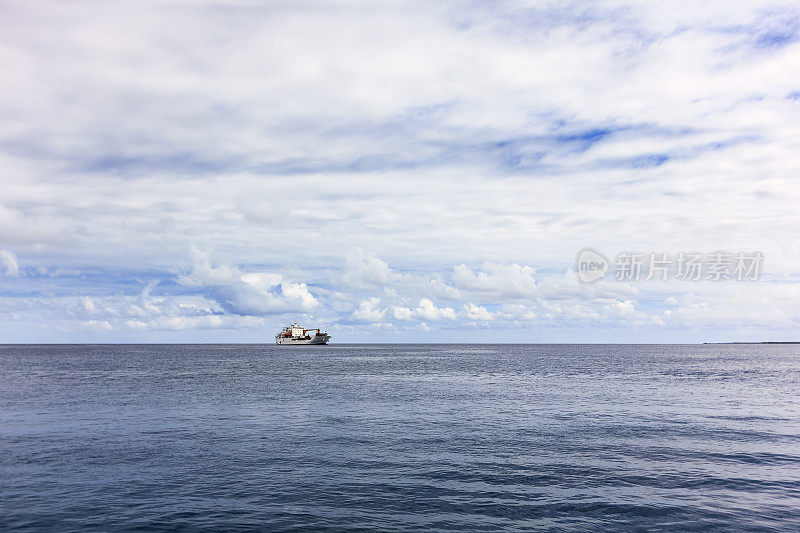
xmin=2 ymin=344 xmax=800 ymax=531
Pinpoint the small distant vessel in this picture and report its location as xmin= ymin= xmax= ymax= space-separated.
xmin=275 ymin=323 xmax=331 ymax=345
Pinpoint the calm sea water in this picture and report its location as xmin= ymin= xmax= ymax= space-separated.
xmin=2 ymin=344 xmax=800 ymax=531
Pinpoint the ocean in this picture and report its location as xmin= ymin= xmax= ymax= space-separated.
xmin=2 ymin=344 xmax=799 ymax=531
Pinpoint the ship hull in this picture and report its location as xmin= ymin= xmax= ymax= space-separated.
xmin=276 ymin=335 xmax=330 ymax=345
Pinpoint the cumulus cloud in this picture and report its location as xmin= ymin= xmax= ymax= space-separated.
xmin=452 ymin=263 xmax=538 ymax=298
xmin=178 ymin=247 xmax=317 ymax=315
xmin=415 ymin=298 xmax=457 ymax=321
xmin=352 ymin=297 xmax=386 ymax=323
xmin=0 ymin=246 xmax=798 ymax=340
xmin=462 ymin=303 xmax=495 ymax=322
xmin=342 ymin=248 xmax=394 ymax=289
xmin=391 ymin=306 xmax=414 ymax=320
xmin=0 ymin=250 xmax=19 ymax=277
xmin=351 ymin=297 xmax=456 ymax=323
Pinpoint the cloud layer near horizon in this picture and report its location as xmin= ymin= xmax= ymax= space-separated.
xmin=1 ymin=0 xmax=799 ymax=341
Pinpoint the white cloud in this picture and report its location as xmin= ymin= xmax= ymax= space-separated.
xmin=178 ymin=247 xmax=317 ymax=315
xmin=81 ymin=320 xmax=113 ymax=331
xmin=462 ymin=303 xmax=495 ymax=321
xmin=0 ymin=1 xmax=799 ymax=340
xmin=352 ymin=297 xmax=386 ymax=323
xmin=415 ymin=298 xmax=457 ymax=321
xmin=0 ymin=246 xmax=799 ymax=340
xmin=391 ymin=306 xmax=414 ymax=320
xmin=453 ymin=263 xmax=538 ymax=298
xmin=126 ymin=315 xmax=269 ymax=332
xmin=0 ymin=250 xmax=19 ymax=277
xmin=342 ymin=248 xmax=393 ymax=289
xmin=351 ymin=296 xmax=457 ymax=323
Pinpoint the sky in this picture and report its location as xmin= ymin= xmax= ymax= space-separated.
xmin=1 ymin=0 xmax=799 ymax=343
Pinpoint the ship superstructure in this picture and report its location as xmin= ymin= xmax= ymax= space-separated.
xmin=275 ymin=323 xmax=330 ymax=345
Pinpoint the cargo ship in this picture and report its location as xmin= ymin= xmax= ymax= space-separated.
xmin=275 ymin=323 xmax=331 ymax=345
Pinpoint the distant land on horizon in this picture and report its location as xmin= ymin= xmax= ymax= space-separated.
xmin=704 ymin=341 xmax=800 ymax=345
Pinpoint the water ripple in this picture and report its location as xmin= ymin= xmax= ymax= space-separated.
xmin=2 ymin=343 xmax=800 ymax=531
